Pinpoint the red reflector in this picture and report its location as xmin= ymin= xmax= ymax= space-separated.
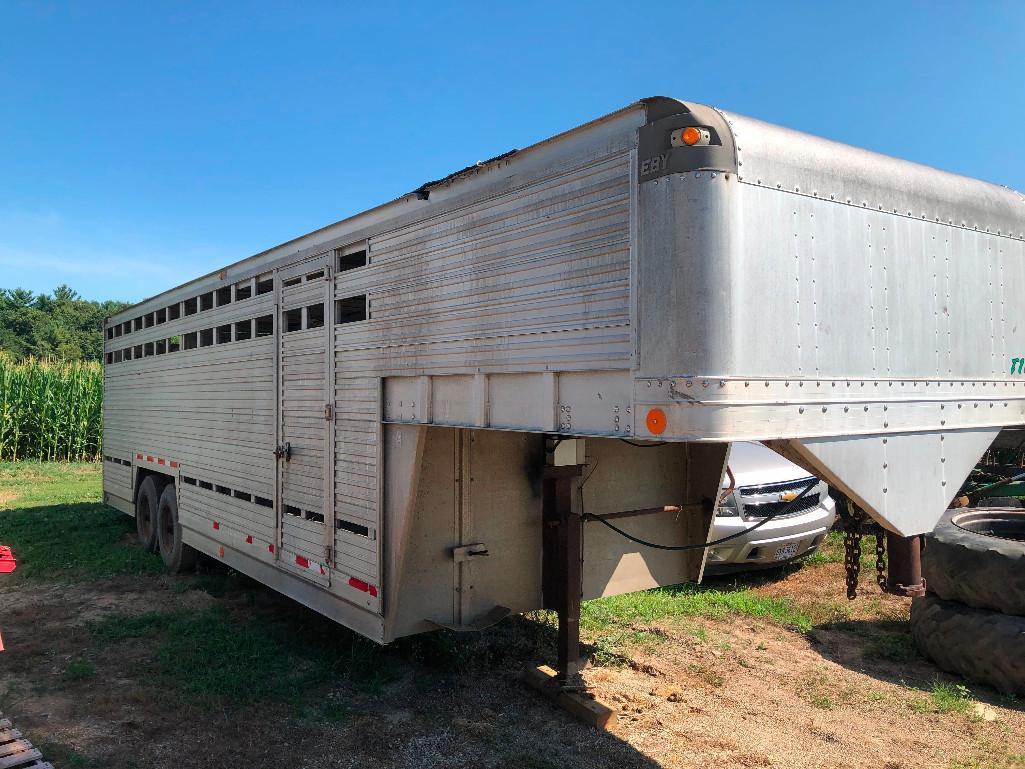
xmin=157 ymin=458 xmax=166 ymax=466
xmin=213 ymin=521 xmax=220 ymax=530
xmin=146 ymin=455 xmax=154 ymax=462
xmin=268 ymin=544 xmax=275 ymax=553
xmin=246 ymin=535 xmax=253 ymax=544
xmin=0 ymin=546 xmax=16 ymax=574
xmin=170 ymin=461 xmax=179 ymax=469
xmin=369 ymin=585 xmax=378 ymax=597
xmin=296 ymin=555 xmax=309 ymax=568
xmin=348 ymin=577 xmax=370 ymax=593
xmin=136 ymin=453 xmax=142 ymax=460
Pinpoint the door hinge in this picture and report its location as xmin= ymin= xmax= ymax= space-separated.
xmin=324 ymin=404 xmax=334 ymax=421
xmin=325 ymin=545 xmax=333 ymax=565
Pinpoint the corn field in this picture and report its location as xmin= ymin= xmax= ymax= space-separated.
xmin=0 ymin=354 xmax=103 ymax=462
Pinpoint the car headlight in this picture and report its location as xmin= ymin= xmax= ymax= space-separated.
xmin=716 ymin=491 xmax=740 ymax=517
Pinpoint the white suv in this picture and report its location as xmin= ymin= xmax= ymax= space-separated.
xmin=704 ymin=442 xmax=836 ymax=575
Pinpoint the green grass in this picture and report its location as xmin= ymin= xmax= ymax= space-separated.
xmin=63 ymin=658 xmax=96 ymax=682
xmin=804 ymin=529 xmax=883 ymax=568
xmin=0 ymin=462 xmax=163 ymax=583
xmin=90 ymin=604 xmax=404 ymax=709
xmin=36 ymin=741 xmax=91 ymax=768
xmin=929 ymin=682 xmax=975 ymax=715
xmin=803 ymin=530 xmax=845 ymax=564
xmin=581 ymin=581 xmax=813 ymax=635
xmin=910 ymin=681 xmax=975 ymax=715
xmin=864 ymin=632 xmax=920 ymax=663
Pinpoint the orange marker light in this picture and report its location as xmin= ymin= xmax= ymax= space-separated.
xmin=646 ymin=408 xmax=667 ymax=435
xmin=682 ymin=126 xmax=702 ymax=146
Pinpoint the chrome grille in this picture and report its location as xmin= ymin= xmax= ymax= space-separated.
xmin=738 ymin=476 xmax=818 ymax=496
xmin=741 ymin=493 xmax=820 ymax=521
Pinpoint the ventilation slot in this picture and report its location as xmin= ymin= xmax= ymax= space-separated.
xmin=283 ymin=308 xmax=302 ymax=333
xmin=337 ymin=519 xmax=371 ymax=538
xmin=337 ymin=243 xmax=368 ymax=272
xmin=336 ymin=295 xmax=367 ymax=324
xmin=306 ymin=303 xmax=324 ymax=329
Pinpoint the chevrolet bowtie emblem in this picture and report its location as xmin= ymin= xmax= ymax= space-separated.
xmin=779 ymin=491 xmax=798 ymax=502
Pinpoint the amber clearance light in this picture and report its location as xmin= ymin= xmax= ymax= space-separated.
xmin=670 ymin=126 xmax=711 ymax=148
xmin=645 ymin=408 xmax=667 ymax=435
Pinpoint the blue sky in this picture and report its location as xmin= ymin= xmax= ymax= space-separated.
xmin=1 ymin=1 xmax=1023 ymax=303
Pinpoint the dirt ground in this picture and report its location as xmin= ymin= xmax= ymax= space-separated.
xmin=1 ymin=466 xmax=1023 ymax=768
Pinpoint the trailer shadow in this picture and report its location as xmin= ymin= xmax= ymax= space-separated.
xmin=0 ymin=500 xmax=665 ymax=769
xmin=699 ymin=559 xmax=1025 ymax=715
xmin=807 ymin=615 xmax=1024 ymax=713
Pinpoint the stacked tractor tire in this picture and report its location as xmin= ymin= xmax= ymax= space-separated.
xmin=910 ymin=503 xmax=1025 ymax=695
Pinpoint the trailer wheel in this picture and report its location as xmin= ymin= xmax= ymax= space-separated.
xmin=156 ymin=484 xmax=198 ymax=574
xmin=910 ymin=595 xmax=1025 ymax=696
xmin=921 ymin=507 xmax=1025 ymax=616
xmin=135 ymin=476 xmax=161 ymax=553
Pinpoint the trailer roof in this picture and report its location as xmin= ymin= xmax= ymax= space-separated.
xmin=108 ymin=96 xmax=1025 ymax=323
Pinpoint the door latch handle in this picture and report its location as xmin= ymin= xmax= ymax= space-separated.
xmin=451 ymin=543 xmax=489 ymax=562
xmin=273 ymin=442 xmax=292 ymax=461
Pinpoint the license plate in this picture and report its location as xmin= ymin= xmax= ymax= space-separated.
xmin=774 ymin=542 xmax=800 ymax=561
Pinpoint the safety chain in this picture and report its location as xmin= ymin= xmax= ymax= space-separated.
xmin=874 ymin=530 xmax=887 ymax=592
xmin=839 ymin=498 xmax=888 ymax=600
xmin=842 ymin=514 xmax=863 ymax=600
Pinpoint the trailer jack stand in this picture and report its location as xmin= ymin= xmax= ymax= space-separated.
xmin=526 ymin=458 xmax=615 ymax=728
xmin=883 ymin=532 xmax=927 ymax=598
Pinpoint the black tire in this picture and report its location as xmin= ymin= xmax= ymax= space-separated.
xmin=978 ymin=496 xmax=1023 ymax=508
xmin=921 ymin=507 xmax=1025 ymax=616
xmin=910 ymin=595 xmax=1025 ymax=695
xmin=135 ymin=476 xmax=161 ymax=553
xmin=156 ymin=484 xmax=198 ymax=574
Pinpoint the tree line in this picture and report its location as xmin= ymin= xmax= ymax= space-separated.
xmin=0 ymin=286 xmax=129 ymax=362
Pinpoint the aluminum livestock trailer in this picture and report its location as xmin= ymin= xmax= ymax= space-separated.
xmin=102 ymin=97 xmax=1025 ymax=688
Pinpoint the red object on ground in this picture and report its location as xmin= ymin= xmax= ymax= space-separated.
xmin=0 ymin=545 xmax=16 ymax=574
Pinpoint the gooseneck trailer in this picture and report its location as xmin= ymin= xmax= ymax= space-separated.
xmin=102 ymin=97 xmax=1025 ymax=686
